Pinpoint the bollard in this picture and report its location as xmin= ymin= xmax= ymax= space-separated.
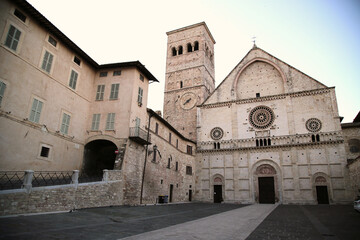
xmin=22 ymin=170 xmax=34 ymax=193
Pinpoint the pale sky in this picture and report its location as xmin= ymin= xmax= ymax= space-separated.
xmin=27 ymin=0 xmax=360 ymax=123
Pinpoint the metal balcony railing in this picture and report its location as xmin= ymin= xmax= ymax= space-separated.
xmin=129 ymin=127 xmax=151 ymax=145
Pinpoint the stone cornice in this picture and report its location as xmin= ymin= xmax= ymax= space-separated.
xmin=201 ymin=87 xmax=334 ymax=109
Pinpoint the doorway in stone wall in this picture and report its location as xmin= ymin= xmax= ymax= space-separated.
xmin=258 ymin=177 xmax=275 ymax=204
xmin=189 ymin=190 xmax=192 ymax=202
xmin=214 ymin=185 xmax=222 ymax=203
xmin=316 ymin=186 xmax=329 ymax=204
xmin=169 ymin=184 xmax=174 ymax=203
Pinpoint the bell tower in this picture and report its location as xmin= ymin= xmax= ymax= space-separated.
xmin=163 ymin=22 xmax=215 ymax=141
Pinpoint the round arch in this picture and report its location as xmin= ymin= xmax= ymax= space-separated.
xmin=312 ymin=172 xmax=332 ymax=204
xmin=232 ymin=58 xmax=287 ymax=100
xmin=251 ymin=160 xmax=282 ymax=203
xmin=211 ymin=174 xmax=224 ymax=203
xmin=83 ymin=139 xmax=118 ymax=176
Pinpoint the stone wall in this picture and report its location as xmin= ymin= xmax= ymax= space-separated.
xmin=0 ymin=170 xmax=123 ymax=216
xmin=348 ymin=157 xmax=360 ymax=199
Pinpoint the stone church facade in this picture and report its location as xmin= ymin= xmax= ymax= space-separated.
xmin=163 ymin=23 xmax=355 ymax=204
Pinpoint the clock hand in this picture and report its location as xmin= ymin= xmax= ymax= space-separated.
xmin=184 ymin=98 xmax=191 ymax=105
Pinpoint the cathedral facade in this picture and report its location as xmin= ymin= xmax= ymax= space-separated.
xmin=163 ymin=22 xmax=354 ymax=204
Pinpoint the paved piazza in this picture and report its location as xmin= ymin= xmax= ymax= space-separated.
xmin=0 ymin=203 xmax=359 ymax=240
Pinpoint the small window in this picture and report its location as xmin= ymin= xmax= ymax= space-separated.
xmin=139 ymin=74 xmax=144 ymax=81
xmin=40 ymin=146 xmax=50 ymax=158
xmin=110 ymin=84 xmax=119 ymax=100
xmin=172 ymin=47 xmax=177 ymax=56
xmin=178 ymin=46 xmax=183 ymax=55
xmin=29 ymin=98 xmax=43 ymax=123
xmin=167 ymin=158 xmax=171 ymax=168
xmin=73 ymin=56 xmax=81 ymax=66
xmin=169 ymin=132 xmax=172 ymax=143
xmin=175 ymin=161 xmax=178 ymax=171
xmin=113 ymin=70 xmax=121 ymax=76
xmin=180 ymin=81 xmax=183 ymax=88
xmin=60 ymin=113 xmax=71 ymax=134
xmin=48 ymin=36 xmax=57 ymax=47
xmin=106 ymin=113 xmax=115 ymax=130
xmin=194 ymin=41 xmax=199 ymax=51
xmin=176 ymin=139 xmax=178 ymax=148
xmin=0 ymin=81 xmax=6 ymax=106
xmin=91 ymin=114 xmax=101 ymax=130
xmin=96 ymin=85 xmax=105 ymax=101
xmin=14 ymin=9 xmax=26 ymax=23
xmin=187 ymin=43 xmax=192 ymax=52
xmin=4 ymin=25 xmax=21 ymax=51
xmin=137 ymin=87 xmax=143 ymax=106
xmin=186 ymin=166 xmax=192 ymax=175
xmin=41 ymin=50 xmax=54 ymax=73
xmin=100 ymin=72 xmax=108 ymax=77
xmin=256 ymin=93 xmax=260 ymax=98
xmin=187 ymin=145 xmax=192 ymax=155
xmin=155 ymin=122 xmax=159 ymax=134
xmin=69 ymin=70 xmax=78 ymax=90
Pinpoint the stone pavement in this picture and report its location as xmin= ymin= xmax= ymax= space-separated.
xmin=121 ymin=204 xmax=277 ymax=240
xmin=0 ymin=203 xmax=359 ymax=240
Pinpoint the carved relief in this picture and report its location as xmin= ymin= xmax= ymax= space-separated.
xmin=214 ymin=177 xmax=222 ymax=183
xmin=256 ymin=164 xmax=276 ymax=175
xmin=315 ymin=176 xmax=327 ymax=183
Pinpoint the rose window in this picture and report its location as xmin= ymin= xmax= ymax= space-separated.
xmin=249 ymin=106 xmax=275 ymax=129
xmin=210 ymin=127 xmax=224 ymax=140
xmin=306 ymin=118 xmax=322 ymax=132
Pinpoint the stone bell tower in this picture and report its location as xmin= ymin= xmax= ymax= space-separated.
xmin=163 ymin=22 xmax=215 ymax=141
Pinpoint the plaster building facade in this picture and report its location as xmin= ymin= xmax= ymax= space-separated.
xmin=0 ymin=0 xmax=196 ymax=206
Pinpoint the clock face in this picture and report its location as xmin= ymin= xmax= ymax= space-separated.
xmin=180 ymin=92 xmax=197 ymax=110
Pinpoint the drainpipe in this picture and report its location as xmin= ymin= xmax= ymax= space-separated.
xmin=140 ymin=111 xmax=153 ymax=205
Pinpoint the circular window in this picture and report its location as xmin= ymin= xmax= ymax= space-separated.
xmin=249 ymin=106 xmax=275 ymax=129
xmin=306 ymin=118 xmax=322 ymax=132
xmin=210 ymin=127 xmax=224 ymax=140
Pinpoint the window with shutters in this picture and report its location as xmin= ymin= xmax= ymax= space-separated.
xmin=106 ymin=113 xmax=115 ymax=130
xmin=0 ymin=81 xmax=6 ymax=107
xmin=60 ymin=113 xmax=71 ymax=134
xmin=137 ymin=87 xmax=143 ymax=106
xmin=96 ymin=85 xmax=105 ymax=101
xmin=110 ymin=84 xmax=119 ymax=100
xmin=41 ymin=50 xmax=54 ymax=73
xmin=187 ymin=145 xmax=193 ymax=155
xmin=29 ymin=98 xmax=43 ymax=123
xmin=69 ymin=70 xmax=78 ymax=90
xmin=91 ymin=114 xmax=101 ymax=130
xmin=4 ymin=25 xmax=21 ymax=51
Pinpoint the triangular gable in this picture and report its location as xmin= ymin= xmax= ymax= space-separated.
xmin=203 ymin=46 xmax=327 ymax=105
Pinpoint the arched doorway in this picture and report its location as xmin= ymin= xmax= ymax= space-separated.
xmin=212 ymin=175 xmax=224 ymax=203
xmin=253 ymin=163 xmax=280 ymax=204
xmin=314 ymin=175 xmax=330 ymax=204
xmin=83 ymin=140 xmax=117 ymax=176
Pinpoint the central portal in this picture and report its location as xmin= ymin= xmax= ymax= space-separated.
xmin=258 ymin=177 xmax=275 ymax=203
xmin=214 ymin=185 xmax=222 ymax=203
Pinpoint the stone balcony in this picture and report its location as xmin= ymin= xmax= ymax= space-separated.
xmin=129 ymin=127 xmax=151 ymax=145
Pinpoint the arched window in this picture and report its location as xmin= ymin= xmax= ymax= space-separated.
xmin=172 ymin=47 xmax=177 ymax=56
xmin=264 ymin=139 xmax=267 ymax=146
xmin=194 ymin=41 xmax=199 ymax=51
xmin=178 ymin=46 xmax=183 ymax=55
xmin=180 ymin=81 xmax=183 ymax=88
xmin=187 ymin=43 xmax=192 ymax=52
xmin=214 ymin=143 xmax=217 ymax=149
xmin=268 ymin=138 xmax=271 ymax=146
xmin=312 ymin=135 xmax=316 ymax=142
xmin=217 ymin=143 xmax=220 ymax=149
xmin=256 ymin=139 xmax=259 ymax=147
xmin=316 ymin=134 xmax=320 ymax=142
xmin=260 ymin=139 xmax=263 ymax=146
